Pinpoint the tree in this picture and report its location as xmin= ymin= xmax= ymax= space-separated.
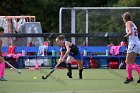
xmin=0 ymin=0 xmax=25 ymax=15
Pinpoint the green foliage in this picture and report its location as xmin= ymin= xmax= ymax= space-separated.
xmin=0 ymin=0 xmax=25 ymax=15
xmin=0 ymin=0 xmax=140 ymax=45
xmin=0 ymin=0 xmax=109 ymax=33
xmin=116 ymin=0 xmax=138 ymax=6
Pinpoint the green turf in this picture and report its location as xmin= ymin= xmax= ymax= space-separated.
xmin=0 ymin=68 xmax=140 ymax=93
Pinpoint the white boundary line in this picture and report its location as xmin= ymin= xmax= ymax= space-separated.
xmin=29 ymin=90 xmax=140 ymax=93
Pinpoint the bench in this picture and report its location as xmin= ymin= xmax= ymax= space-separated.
xmin=3 ymin=45 xmax=139 ymax=68
xmin=78 ymin=46 xmax=127 ymax=68
xmin=2 ymin=46 xmax=61 ymax=68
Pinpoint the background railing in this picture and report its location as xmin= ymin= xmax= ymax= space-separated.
xmin=1 ymin=32 xmax=126 ymax=46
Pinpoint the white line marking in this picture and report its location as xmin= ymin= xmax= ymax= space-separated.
xmin=29 ymin=90 xmax=140 ymax=93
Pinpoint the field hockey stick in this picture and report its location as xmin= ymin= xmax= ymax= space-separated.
xmin=42 ymin=62 xmax=61 ymax=80
xmin=5 ymin=61 xmax=21 ymax=74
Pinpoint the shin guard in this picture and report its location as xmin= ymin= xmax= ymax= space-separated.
xmin=67 ymin=63 xmax=72 ymax=78
xmin=79 ymin=69 xmax=83 ymax=79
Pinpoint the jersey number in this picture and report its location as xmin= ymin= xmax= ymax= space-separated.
xmin=134 ymin=28 xmax=138 ymax=36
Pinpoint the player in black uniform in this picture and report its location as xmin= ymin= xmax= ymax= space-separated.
xmin=56 ymin=35 xmax=83 ymax=79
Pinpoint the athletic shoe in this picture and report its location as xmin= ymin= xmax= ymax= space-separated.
xmin=124 ymin=77 xmax=134 ymax=84
xmin=137 ymin=78 xmax=140 ymax=83
xmin=67 ymin=72 xmax=72 ymax=78
xmin=0 ymin=77 xmax=7 ymax=81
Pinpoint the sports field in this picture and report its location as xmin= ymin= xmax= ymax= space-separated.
xmin=0 ymin=68 xmax=140 ymax=93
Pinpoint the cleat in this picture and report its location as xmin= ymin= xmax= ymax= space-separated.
xmin=124 ymin=77 xmax=134 ymax=84
xmin=67 ymin=63 xmax=72 ymax=78
xmin=67 ymin=72 xmax=72 ymax=78
xmin=0 ymin=77 xmax=7 ymax=81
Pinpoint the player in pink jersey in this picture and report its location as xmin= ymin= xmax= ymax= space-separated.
xmin=0 ymin=27 xmax=7 ymax=81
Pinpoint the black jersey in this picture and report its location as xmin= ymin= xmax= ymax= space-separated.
xmin=61 ymin=41 xmax=79 ymax=56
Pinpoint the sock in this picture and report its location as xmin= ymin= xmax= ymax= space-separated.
xmin=0 ymin=62 xmax=5 ymax=78
xmin=79 ymin=69 xmax=83 ymax=79
xmin=126 ymin=64 xmax=132 ymax=79
xmin=132 ymin=63 xmax=140 ymax=76
xmin=67 ymin=63 xmax=72 ymax=74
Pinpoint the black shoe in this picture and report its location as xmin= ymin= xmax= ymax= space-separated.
xmin=67 ymin=72 xmax=72 ymax=78
xmin=137 ymin=78 xmax=140 ymax=83
xmin=0 ymin=78 xmax=7 ymax=81
xmin=67 ymin=63 xmax=72 ymax=78
xmin=124 ymin=77 xmax=134 ymax=84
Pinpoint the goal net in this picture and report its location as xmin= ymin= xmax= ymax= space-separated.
xmin=59 ymin=7 xmax=140 ymax=46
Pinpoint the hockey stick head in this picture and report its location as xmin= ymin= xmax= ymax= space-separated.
xmin=41 ymin=61 xmax=62 ymax=80
xmin=42 ymin=76 xmax=46 ymax=79
xmin=5 ymin=61 xmax=22 ymax=74
xmin=42 ymin=69 xmax=55 ymax=80
xmin=42 ymin=75 xmax=48 ymax=79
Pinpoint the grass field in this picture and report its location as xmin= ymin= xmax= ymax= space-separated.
xmin=0 ymin=68 xmax=140 ymax=93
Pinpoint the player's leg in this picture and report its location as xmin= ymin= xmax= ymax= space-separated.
xmin=132 ymin=63 xmax=140 ymax=83
xmin=76 ymin=60 xmax=83 ymax=79
xmin=131 ymin=46 xmax=140 ymax=83
xmin=66 ymin=56 xmax=74 ymax=78
xmin=0 ymin=62 xmax=7 ymax=81
xmin=130 ymin=45 xmax=140 ymax=83
xmin=124 ymin=52 xmax=136 ymax=84
xmin=73 ymin=52 xmax=83 ymax=79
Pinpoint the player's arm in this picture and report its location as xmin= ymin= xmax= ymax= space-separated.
xmin=62 ymin=41 xmax=70 ymax=61
xmin=58 ymin=48 xmax=65 ymax=63
xmin=124 ymin=21 xmax=133 ymax=37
